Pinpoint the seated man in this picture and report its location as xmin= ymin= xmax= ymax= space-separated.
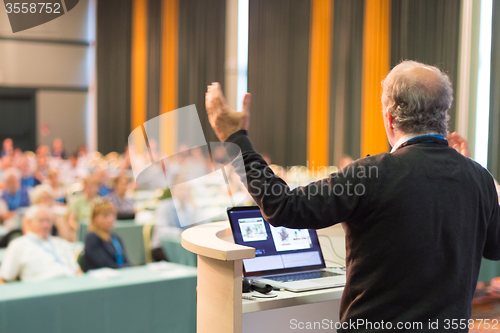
xmin=18 ymin=156 xmax=41 ymax=189
xmin=0 ymin=168 xmax=30 ymax=229
xmin=94 ymin=168 xmax=111 ymax=197
xmin=51 ymin=138 xmax=67 ymax=159
xmin=59 ymin=154 xmax=89 ymax=185
xmin=0 ymin=205 xmax=81 ymax=283
xmin=106 ymin=175 xmax=135 ymax=219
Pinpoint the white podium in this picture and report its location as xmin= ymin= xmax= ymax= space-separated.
xmin=182 ymin=221 xmax=344 ymax=333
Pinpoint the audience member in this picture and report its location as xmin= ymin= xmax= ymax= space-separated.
xmin=1 ymin=138 xmax=13 ymax=157
xmin=12 ymin=147 xmax=23 ymax=167
xmin=0 ymin=205 xmax=81 ymax=283
xmin=106 ymin=175 xmax=135 ymax=219
xmin=84 ymin=199 xmax=130 ymax=270
xmin=60 ymin=154 xmax=89 ymax=185
xmin=35 ymin=154 xmax=49 ymax=182
xmin=31 ymin=185 xmax=73 ymax=242
xmin=52 ymin=138 xmax=67 ymax=159
xmin=67 ymin=176 xmax=101 ymax=239
xmin=94 ymin=167 xmax=111 ymax=197
xmin=19 ymin=155 xmax=41 ymax=189
xmin=0 ymin=154 xmax=13 ymax=184
xmin=0 ymin=169 xmax=30 ymax=227
xmin=47 ymin=169 xmax=66 ymax=203
xmin=184 ymin=146 xmax=209 ymax=180
xmin=151 ymin=177 xmax=196 ymax=261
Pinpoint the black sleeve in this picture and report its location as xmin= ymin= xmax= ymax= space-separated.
xmin=225 ymin=130 xmax=370 ymax=229
xmin=84 ymin=233 xmax=120 ymax=269
xmin=483 ymin=176 xmax=500 ymax=260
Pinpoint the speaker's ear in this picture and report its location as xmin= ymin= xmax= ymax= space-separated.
xmin=242 ymin=278 xmax=251 ymax=293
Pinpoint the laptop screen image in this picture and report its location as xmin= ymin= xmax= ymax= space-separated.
xmin=228 ymin=206 xmax=327 ymax=277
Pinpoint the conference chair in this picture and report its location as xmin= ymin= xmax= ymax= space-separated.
xmin=75 ymin=249 xmax=89 ymax=273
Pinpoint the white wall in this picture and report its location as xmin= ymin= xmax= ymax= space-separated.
xmin=37 ymin=90 xmax=87 ymax=154
xmin=0 ymin=41 xmax=88 ymax=87
xmin=0 ymin=0 xmax=91 ymax=152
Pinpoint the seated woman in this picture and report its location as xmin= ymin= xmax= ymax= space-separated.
xmin=84 ymin=199 xmax=130 ymax=270
xmin=106 ymin=175 xmax=135 ymax=219
xmin=0 ymin=205 xmax=81 ymax=283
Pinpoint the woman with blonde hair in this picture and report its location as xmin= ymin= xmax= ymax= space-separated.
xmin=84 ymin=198 xmax=130 ymax=270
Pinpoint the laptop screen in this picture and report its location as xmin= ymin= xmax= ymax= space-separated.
xmin=228 ymin=206 xmax=327 ymax=277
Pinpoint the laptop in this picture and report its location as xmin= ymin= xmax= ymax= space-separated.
xmin=228 ymin=206 xmax=345 ymax=292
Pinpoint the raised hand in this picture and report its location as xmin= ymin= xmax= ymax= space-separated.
xmin=447 ymin=132 xmax=471 ymax=158
xmin=205 ymin=82 xmax=251 ymax=142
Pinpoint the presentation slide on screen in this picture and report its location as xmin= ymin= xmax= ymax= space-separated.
xmin=270 ymin=226 xmax=312 ymax=252
xmin=239 ymin=217 xmax=268 ymax=242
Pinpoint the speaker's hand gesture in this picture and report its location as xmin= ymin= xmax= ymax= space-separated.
xmin=206 ymin=82 xmax=251 ymax=142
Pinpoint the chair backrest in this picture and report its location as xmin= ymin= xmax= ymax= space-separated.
xmin=77 ymin=221 xmax=89 ymax=243
xmin=0 ymin=229 xmax=23 ymax=248
xmin=142 ymin=223 xmax=154 ymax=264
xmin=76 ymin=249 xmax=89 ymax=273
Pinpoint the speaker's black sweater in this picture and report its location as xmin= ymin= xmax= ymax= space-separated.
xmin=226 ymin=130 xmax=500 ymax=332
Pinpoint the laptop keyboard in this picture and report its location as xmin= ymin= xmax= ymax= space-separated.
xmin=265 ymin=271 xmax=340 ymax=283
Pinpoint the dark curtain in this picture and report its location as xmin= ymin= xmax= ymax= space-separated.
xmin=391 ymin=0 xmax=461 ymax=132
xmin=147 ymin=0 xmax=162 ymax=121
xmin=329 ymin=0 xmax=364 ymax=164
xmin=488 ymin=0 xmax=500 ymax=179
xmin=96 ymin=0 xmax=132 ymax=154
xmin=177 ymin=0 xmax=226 ymax=145
xmin=247 ymin=0 xmax=310 ymax=167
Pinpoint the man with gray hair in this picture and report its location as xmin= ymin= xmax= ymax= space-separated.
xmin=0 ymin=205 xmax=81 ymax=283
xmin=206 ymin=60 xmax=500 ymax=332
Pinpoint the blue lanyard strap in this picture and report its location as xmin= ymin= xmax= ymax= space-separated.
xmin=398 ymin=134 xmax=447 ymax=150
xmin=111 ymin=236 xmax=124 ymax=266
xmin=28 ymin=235 xmax=66 ymax=267
xmin=410 ymin=134 xmax=445 ymax=141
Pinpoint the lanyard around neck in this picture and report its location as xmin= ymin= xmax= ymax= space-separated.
xmin=110 ymin=236 xmax=124 ymax=266
xmin=28 ymin=235 xmax=66 ymax=267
